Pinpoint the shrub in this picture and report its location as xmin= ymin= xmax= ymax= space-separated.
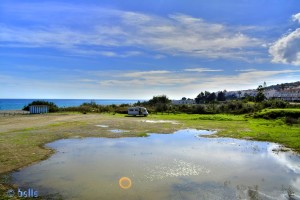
xmin=115 ymin=107 xmax=128 ymax=114
xmin=192 ymin=105 xmax=206 ymax=114
xmin=261 ymin=100 xmax=287 ymax=109
xmin=285 ymin=116 xmax=299 ymax=125
xmin=253 ymin=110 xmax=300 ymax=119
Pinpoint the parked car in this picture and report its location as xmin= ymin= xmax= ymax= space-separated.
xmin=128 ymin=107 xmax=148 ymax=116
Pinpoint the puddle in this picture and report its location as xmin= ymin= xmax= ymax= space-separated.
xmin=141 ymin=120 xmax=180 ymax=124
xmin=109 ymin=129 xmax=129 ymax=133
xmin=95 ymin=125 xmax=109 ymax=128
xmin=11 ymin=129 xmax=300 ymax=200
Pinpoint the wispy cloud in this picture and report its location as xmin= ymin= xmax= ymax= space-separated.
xmin=0 ymin=2 xmax=265 ymax=60
xmin=98 ymin=69 xmax=300 ymax=92
xmin=121 ymin=70 xmax=171 ymax=78
xmin=234 ymin=69 xmax=256 ymax=72
xmin=184 ymin=68 xmax=223 ymax=72
xmin=180 ymin=69 xmax=300 ymax=94
xmin=100 ymin=70 xmax=197 ymax=87
xmin=1 ymin=65 xmax=299 ymax=98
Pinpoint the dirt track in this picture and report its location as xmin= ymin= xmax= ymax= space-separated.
xmin=0 ymin=113 xmax=98 ymax=133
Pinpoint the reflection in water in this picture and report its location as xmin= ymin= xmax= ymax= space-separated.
xmin=268 ymin=144 xmax=300 ymax=173
xmin=95 ymin=125 xmax=109 ymax=128
xmin=144 ymin=159 xmax=210 ymax=181
xmin=12 ymin=129 xmax=300 ymax=200
xmin=109 ymin=129 xmax=129 ymax=133
xmin=141 ymin=120 xmax=180 ymax=124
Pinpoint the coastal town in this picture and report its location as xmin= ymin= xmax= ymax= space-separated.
xmin=172 ymin=81 xmax=300 ymax=105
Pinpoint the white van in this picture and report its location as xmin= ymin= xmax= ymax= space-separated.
xmin=128 ymin=107 xmax=148 ymax=116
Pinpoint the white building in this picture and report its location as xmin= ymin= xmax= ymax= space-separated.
xmin=171 ymin=99 xmax=195 ymax=105
xmin=271 ymin=89 xmax=300 ymax=101
xmin=241 ymin=89 xmax=257 ymax=97
xmin=264 ymin=89 xmax=277 ymax=99
xmin=29 ymin=105 xmax=49 ymax=114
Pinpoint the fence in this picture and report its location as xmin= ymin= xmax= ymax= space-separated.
xmin=0 ymin=110 xmax=30 ymax=116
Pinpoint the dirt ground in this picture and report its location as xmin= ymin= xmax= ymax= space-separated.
xmin=0 ymin=113 xmax=101 ymax=133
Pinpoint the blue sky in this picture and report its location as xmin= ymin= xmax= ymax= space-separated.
xmin=1 ymin=0 xmax=300 ymax=99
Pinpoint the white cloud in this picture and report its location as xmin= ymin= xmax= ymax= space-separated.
xmin=292 ymin=13 xmax=300 ymax=23
xmin=101 ymin=70 xmax=197 ymax=87
xmin=184 ymin=68 xmax=223 ymax=72
xmin=2 ymin=66 xmax=299 ymax=99
xmin=98 ymin=51 xmax=141 ymax=58
xmin=180 ymin=69 xmax=300 ymax=95
xmin=269 ymin=28 xmax=300 ymax=65
xmin=0 ymin=4 xmax=264 ymax=60
xmin=235 ymin=69 xmax=256 ymax=72
xmin=121 ymin=70 xmax=171 ymax=78
xmin=268 ymin=13 xmax=300 ymax=66
xmin=98 ymin=69 xmax=300 ymax=95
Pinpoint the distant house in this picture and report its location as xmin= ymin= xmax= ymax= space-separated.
xmin=264 ymin=89 xmax=277 ymax=99
xmin=171 ymin=99 xmax=195 ymax=105
xmin=241 ymin=89 xmax=257 ymax=97
xmin=29 ymin=105 xmax=49 ymax=114
xmin=271 ymin=88 xmax=300 ymax=101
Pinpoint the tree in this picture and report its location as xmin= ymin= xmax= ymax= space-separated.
xmin=148 ymin=95 xmax=171 ymax=105
xmin=182 ymin=97 xmax=187 ymax=101
xmin=217 ymin=91 xmax=226 ymax=101
xmin=195 ymin=92 xmax=205 ymax=104
xmin=148 ymin=95 xmax=171 ymax=113
xmin=204 ymin=91 xmax=211 ymax=98
xmin=207 ymin=92 xmax=216 ymax=102
xmin=244 ymin=93 xmax=255 ymax=102
xmin=263 ymin=81 xmax=267 ymax=88
xmin=255 ymin=85 xmax=265 ymax=102
xmin=136 ymin=100 xmax=141 ymax=106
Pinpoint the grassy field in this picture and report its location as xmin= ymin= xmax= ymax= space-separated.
xmin=0 ymin=110 xmax=299 ymax=198
xmin=150 ymin=112 xmax=300 ymax=151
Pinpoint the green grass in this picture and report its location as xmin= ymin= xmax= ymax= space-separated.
xmin=148 ymin=112 xmax=300 ymax=152
xmin=137 ymin=133 xmax=149 ymax=137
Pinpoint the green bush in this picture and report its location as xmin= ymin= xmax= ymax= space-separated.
xmin=115 ymin=107 xmax=128 ymax=114
xmin=285 ymin=116 xmax=300 ymax=125
xmin=261 ymin=100 xmax=287 ymax=109
xmin=192 ymin=105 xmax=206 ymax=114
xmin=253 ymin=109 xmax=300 ymax=119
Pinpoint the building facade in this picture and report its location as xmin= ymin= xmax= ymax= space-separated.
xmin=29 ymin=105 xmax=49 ymax=114
xmin=171 ymin=99 xmax=195 ymax=105
xmin=268 ymin=89 xmax=300 ymax=101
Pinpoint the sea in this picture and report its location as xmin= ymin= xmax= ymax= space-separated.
xmin=0 ymin=99 xmax=142 ymax=110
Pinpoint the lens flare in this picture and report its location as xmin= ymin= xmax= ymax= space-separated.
xmin=119 ymin=177 xmax=132 ymax=189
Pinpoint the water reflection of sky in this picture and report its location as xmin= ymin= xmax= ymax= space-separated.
xmin=12 ymin=129 xmax=300 ymax=200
